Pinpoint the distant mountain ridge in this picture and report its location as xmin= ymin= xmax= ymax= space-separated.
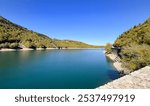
xmin=0 ymin=16 xmax=99 ymax=49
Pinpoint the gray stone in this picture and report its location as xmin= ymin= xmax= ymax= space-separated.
xmin=98 ymin=66 xmax=150 ymax=89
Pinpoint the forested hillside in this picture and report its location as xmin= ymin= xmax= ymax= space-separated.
xmin=0 ymin=16 xmax=99 ymax=49
xmin=114 ymin=18 xmax=150 ymax=47
xmin=113 ymin=18 xmax=150 ymax=71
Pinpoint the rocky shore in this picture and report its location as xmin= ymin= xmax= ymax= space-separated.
xmin=98 ymin=52 xmax=150 ymax=89
xmin=106 ymin=53 xmax=130 ymax=74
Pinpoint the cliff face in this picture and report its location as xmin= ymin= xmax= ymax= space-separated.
xmin=112 ymin=18 xmax=150 ymax=71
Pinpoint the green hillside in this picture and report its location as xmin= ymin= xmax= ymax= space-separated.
xmin=114 ymin=18 xmax=150 ymax=47
xmin=0 ymin=16 xmax=99 ymax=49
xmin=113 ymin=18 xmax=150 ymax=71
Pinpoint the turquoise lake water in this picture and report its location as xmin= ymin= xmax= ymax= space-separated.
xmin=0 ymin=49 xmax=120 ymax=89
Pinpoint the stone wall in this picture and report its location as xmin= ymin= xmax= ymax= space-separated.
xmin=98 ymin=66 xmax=150 ymax=89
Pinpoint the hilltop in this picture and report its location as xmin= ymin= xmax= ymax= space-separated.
xmin=0 ymin=16 xmax=100 ymax=49
xmin=114 ymin=18 xmax=150 ymax=47
xmin=111 ymin=18 xmax=150 ymax=71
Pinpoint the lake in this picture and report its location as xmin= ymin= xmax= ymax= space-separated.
xmin=0 ymin=49 xmax=120 ymax=89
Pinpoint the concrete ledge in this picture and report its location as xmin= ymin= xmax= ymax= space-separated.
xmin=98 ymin=66 xmax=150 ymax=89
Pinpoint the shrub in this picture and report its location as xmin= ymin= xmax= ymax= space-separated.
xmin=121 ymin=44 xmax=150 ymax=71
xmin=105 ymin=43 xmax=112 ymax=54
xmin=9 ymin=43 xmax=19 ymax=49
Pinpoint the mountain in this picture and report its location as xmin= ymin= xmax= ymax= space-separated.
xmin=0 ymin=16 xmax=99 ymax=49
xmin=113 ymin=18 xmax=150 ymax=71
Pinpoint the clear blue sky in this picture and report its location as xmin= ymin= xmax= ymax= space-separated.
xmin=0 ymin=0 xmax=150 ymax=45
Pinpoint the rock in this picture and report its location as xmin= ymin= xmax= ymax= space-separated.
xmin=106 ymin=53 xmax=129 ymax=74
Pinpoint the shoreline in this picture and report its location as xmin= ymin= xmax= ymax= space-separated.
xmin=0 ymin=48 xmax=101 ymax=52
xmin=97 ymin=51 xmax=150 ymax=88
xmin=105 ymin=53 xmax=130 ymax=74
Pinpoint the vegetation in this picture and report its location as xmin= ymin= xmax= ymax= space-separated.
xmin=105 ymin=43 xmax=112 ymax=54
xmin=52 ymin=39 xmax=100 ymax=48
xmin=121 ymin=44 xmax=150 ymax=71
xmin=114 ymin=18 xmax=150 ymax=47
xmin=113 ymin=18 xmax=150 ymax=71
xmin=0 ymin=16 xmax=100 ymax=49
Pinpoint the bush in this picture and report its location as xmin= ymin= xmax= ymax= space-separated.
xmin=9 ymin=43 xmax=19 ymax=49
xmin=121 ymin=44 xmax=150 ymax=71
xmin=0 ymin=42 xmax=9 ymax=48
xmin=105 ymin=43 xmax=112 ymax=54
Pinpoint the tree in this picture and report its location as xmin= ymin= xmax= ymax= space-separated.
xmin=105 ymin=43 xmax=112 ymax=54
